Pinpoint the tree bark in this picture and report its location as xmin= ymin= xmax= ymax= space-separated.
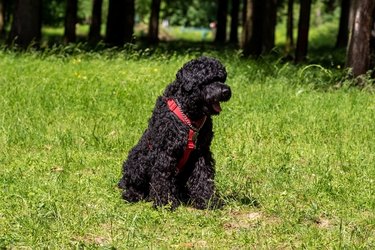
xmin=0 ymin=0 xmax=5 ymax=39
xmin=105 ymin=0 xmax=135 ymax=46
xmin=64 ymin=0 xmax=78 ymax=43
xmin=89 ymin=0 xmax=103 ymax=44
xmin=241 ymin=0 xmax=252 ymax=48
xmin=243 ymin=0 xmax=263 ymax=56
xmin=243 ymin=0 xmax=277 ymax=57
xmin=295 ymin=0 xmax=312 ymax=63
xmin=8 ymin=0 xmax=42 ymax=48
xmin=285 ymin=0 xmax=294 ymax=54
xmin=148 ymin=0 xmax=161 ymax=44
xmin=262 ymin=0 xmax=277 ymax=52
xmin=123 ymin=0 xmax=135 ymax=44
xmin=230 ymin=0 xmax=240 ymax=44
xmin=335 ymin=0 xmax=350 ymax=48
xmin=215 ymin=0 xmax=228 ymax=43
xmin=346 ymin=0 xmax=375 ymax=78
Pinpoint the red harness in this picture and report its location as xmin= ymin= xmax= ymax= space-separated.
xmin=166 ymin=98 xmax=206 ymax=173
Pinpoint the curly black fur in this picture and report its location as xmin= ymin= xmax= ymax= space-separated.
xmin=118 ymin=56 xmax=231 ymax=209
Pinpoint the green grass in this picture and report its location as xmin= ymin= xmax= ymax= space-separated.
xmin=0 ymin=49 xmax=374 ymax=248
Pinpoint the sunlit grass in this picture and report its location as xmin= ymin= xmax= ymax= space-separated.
xmin=0 ymin=49 xmax=374 ymax=248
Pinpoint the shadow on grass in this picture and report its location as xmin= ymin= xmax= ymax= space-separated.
xmin=2 ymin=31 xmax=347 ymax=68
xmin=308 ymin=45 xmax=346 ymax=68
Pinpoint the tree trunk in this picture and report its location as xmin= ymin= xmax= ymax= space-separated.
xmin=262 ymin=0 xmax=277 ymax=52
xmin=148 ymin=0 xmax=161 ymax=44
xmin=346 ymin=0 xmax=375 ymax=78
xmin=335 ymin=0 xmax=350 ymax=48
xmin=89 ymin=0 xmax=103 ymax=44
xmin=243 ymin=0 xmax=263 ymax=56
xmin=230 ymin=0 xmax=240 ymax=44
xmin=64 ymin=0 xmax=78 ymax=43
xmin=243 ymin=0 xmax=277 ymax=57
xmin=295 ymin=0 xmax=312 ymax=63
xmin=105 ymin=0 xmax=135 ymax=46
xmin=0 ymin=0 xmax=5 ymax=39
xmin=8 ymin=0 xmax=42 ymax=48
xmin=215 ymin=0 xmax=228 ymax=43
xmin=123 ymin=0 xmax=135 ymax=44
xmin=285 ymin=0 xmax=294 ymax=54
xmin=241 ymin=0 xmax=252 ymax=47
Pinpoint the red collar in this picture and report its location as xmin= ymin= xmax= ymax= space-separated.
xmin=166 ymin=98 xmax=206 ymax=173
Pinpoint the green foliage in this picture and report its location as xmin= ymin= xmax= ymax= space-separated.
xmin=42 ymin=0 xmax=65 ymax=26
xmin=162 ymin=0 xmax=217 ymax=27
xmin=136 ymin=0 xmax=152 ymax=23
xmin=42 ymin=0 xmax=109 ymax=26
xmin=134 ymin=0 xmax=218 ymax=27
xmin=0 ymin=48 xmax=374 ymax=248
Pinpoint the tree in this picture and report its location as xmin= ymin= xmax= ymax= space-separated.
xmin=8 ymin=0 xmax=42 ymax=48
xmin=241 ymin=0 xmax=252 ymax=47
xmin=148 ymin=0 xmax=161 ymax=44
xmin=0 ymin=0 xmax=5 ymax=39
xmin=64 ymin=0 xmax=78 ymax=43
xmin=261 ymin=0 xmax=278 ymax=53
xmin=242 ymin=0 xmax=278 ymax=56
xmin=346 ymin=0 xmax=375 ymax=78
xmin=89 ymin=0 xmax=103 ymax=44
xmin=105 ymin=0 xmax=135 ymax=46
xmin=285 ymin=0 xmax=294 ymax=54
xmin=215 ymin=0 xmax=228 ymax=43
xmin=229 ymin=0 xmax=240 ymax=44
xmin=295 ymin=0 xmax=312 ymax=63
xmin=335 ymin=0 xmax=350 ymax=48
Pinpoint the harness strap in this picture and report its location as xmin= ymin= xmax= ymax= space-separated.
xmin=166 ymin=98 xmax=206 ymax=173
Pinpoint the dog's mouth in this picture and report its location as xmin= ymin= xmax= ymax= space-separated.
xmin=212 ymin=102 xmax=222 ymax=114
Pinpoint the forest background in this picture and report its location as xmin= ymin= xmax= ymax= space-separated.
xmin=0 ymin=0 xmax=374 ymax=79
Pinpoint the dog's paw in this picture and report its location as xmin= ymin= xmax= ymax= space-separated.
xmin=121 ymin=188 xmax=144 ymax=203
xmin=152 ymin=197 xmax=181 ymax=211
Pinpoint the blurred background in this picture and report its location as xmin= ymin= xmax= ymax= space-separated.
xmin=0 ymin=0 xmax=374 ymax=79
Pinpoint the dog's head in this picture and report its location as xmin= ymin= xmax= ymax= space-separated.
xmin=165 ymin=56 xmax=231 ymax=117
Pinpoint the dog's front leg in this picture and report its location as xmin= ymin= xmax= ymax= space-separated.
xmin=186 ymin=152 xmax=224 ymax=209
xmin=149 ymin=153 xmax=180 ymax=209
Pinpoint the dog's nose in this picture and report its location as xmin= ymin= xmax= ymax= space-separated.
xmin=222 ymin=87 xmax=231 ymax=101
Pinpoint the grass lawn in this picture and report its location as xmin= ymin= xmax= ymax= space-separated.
xmin=0 ymin=48 xmax=374 ymax=248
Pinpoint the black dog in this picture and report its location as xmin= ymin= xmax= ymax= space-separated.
xmin=118 ymin=56 xmax=231 ymax=209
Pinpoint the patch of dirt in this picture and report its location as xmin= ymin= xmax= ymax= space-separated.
xmin=224 ymin=211 xmax=263 ymax=230
xmin=51 ymin=166 xmax=64 ymax=172
xmin=223 ymin=210 xmax=281 ymax=232
xmin=314 ymin=217 xmax=332 ymax=229
xmin=72 ymin=234 xmax=109 ymax=246
xmin=72 ymin=224 xmax=113 ymax=246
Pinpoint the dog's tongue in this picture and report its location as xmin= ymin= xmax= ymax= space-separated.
xmin=212 ymin=102 xmax=222 ymax=113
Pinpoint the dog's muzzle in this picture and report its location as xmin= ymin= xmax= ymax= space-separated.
xmin=203 ymin=82 xmax=231 ymax=115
